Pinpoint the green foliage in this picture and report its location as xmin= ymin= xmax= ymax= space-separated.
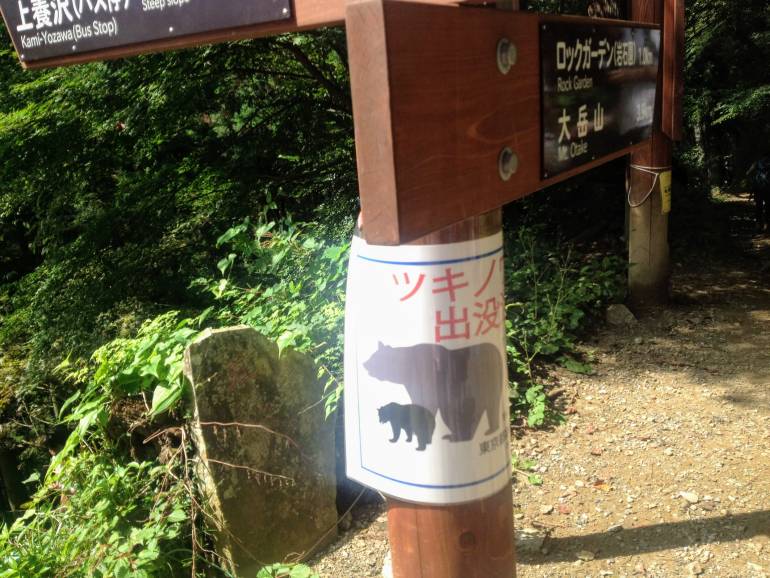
xmin=511 ymin=454 xmax=543 ymax=486
xmin=55 ymin=312 xmax=202 ymax=462
xmin=196 ymin=220 xmax=349 ymax=417
xmin=0 ymin=28 xmax=357 ymax=475
xmin=683 ymin=0 xmax=770 ymax=191
xmin=257 ymin=563 xmax=319 ymax=578
xmin=504 ymin=228 xmax=625 ymax=425
xmin=0 ymin=454 xmax=189 ymax=577
xmin=0 ymin=311 xmax=201 ymax=577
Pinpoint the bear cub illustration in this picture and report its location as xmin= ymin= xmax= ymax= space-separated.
xmin=365 ymin=342 xmax=504 ymax=443
xmin=378 ymin=403 xmax=436 ymax=451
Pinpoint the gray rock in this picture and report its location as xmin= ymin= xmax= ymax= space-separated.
xmin=185 ymin=327 xmax=337 ymax=577
xmin=516 ymin=527 xmax=548 ymax=553
xmin=606 ymin=304 xmax=638 ymax=327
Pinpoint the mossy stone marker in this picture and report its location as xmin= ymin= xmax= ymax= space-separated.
xmin=184 ymin=327 xmax=336 ymax=576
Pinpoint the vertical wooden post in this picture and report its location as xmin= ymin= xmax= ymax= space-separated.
xmin=364 ymin=0 xmax=518 ymax=572
xmin=627 ymin=0 xmax=672 ymax=308
xmin=385 ymin=210 xmax=516 ymax=578
xmin=346 ymin=0 xmax=518 ymax=572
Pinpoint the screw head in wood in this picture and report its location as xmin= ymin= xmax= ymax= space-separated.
xmin=497 ymin=38 xmax=518 ymax=74
xmin=498 ymin=148 xmax=518 ymax=181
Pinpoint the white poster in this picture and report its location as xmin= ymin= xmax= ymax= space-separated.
xmin=344 ymin=232 xmax=511 ymax=505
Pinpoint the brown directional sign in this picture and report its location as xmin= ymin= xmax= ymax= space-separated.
xmin=541 ymin=23 xmax=660 ymax=178
xmin=347 ymin=3 xmax=660 ymax=245
xmin=0 ymin=0 xmax=291 ymax=65
xmin=0 ymin=0 xmax=468 ymax=69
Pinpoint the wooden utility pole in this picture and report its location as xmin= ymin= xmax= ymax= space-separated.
xmin=627 ymin=0 xmax=675 ymax=308
xmin=369 ymin=0 xmax=519 ymax=573
xmin=384 ymin=212 xmax=516 ymax=578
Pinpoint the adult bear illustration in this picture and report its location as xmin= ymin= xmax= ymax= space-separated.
xmin=378 ymin=403 xmax=436 ymax=451
xmin=364 ymin=342 xmax=504 ymax=442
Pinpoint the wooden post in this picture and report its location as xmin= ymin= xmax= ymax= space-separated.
xmin=373 ymin=0 xmax=519 ymax=572
xmin=627 ymin=0 xmax=672 ymax=308
xmin=385 ymin=210 xmax=516 ymax=578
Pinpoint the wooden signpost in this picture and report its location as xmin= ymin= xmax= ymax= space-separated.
xmin=0 ymin=0 xmax=684 ymax=576
xmin=627 ymin=0 xmax=679 ymax=308
xmin=347 ymin=4 xmax=661 ymax=244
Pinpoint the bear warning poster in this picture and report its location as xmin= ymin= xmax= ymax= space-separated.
xmin=344 ymin=233 xmax=511 ymax=504
xmin=0 ymin=0 xmax=290 ymax=65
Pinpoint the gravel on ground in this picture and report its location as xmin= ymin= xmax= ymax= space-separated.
xmin=311 ymin=193 xmax=770 ymax=578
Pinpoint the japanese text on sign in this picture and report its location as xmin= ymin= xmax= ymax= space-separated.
xmin=344 ymin=233 xmax=511 ymax=505
xmin=0 ymin=0 xmax=291 ymax=63
xmin=392 ymin=258 xmax=505 ymax=342
xmin=541 ymin=23 xmax=661 ymax=178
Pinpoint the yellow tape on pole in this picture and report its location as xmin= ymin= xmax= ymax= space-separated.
xmin=660 ymin=170 xmax=672 ymax=214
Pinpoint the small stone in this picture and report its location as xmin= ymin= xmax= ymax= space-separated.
xmin=514 ymin=513 xmax=525 ymax=520
xmin=516 ymin=527 xmax=547 ymax=554
xmin=680 ymin=491 xmax=700 ymax=504
xmin=558 ymin=504 xmax=573 ymax=515
xmin=664 ymin=447 xmax=674 ymax=456
xmin=575 ymin=480 xmax=585 ymax=488
xmin=608 ymin=524 xmax=623 ymax=533
xmin=577 ymin=550 xmax=596 ymax=561
xmin=747 ymin=562 xmax=764 ymax=572
xmin=540 ymin=504 xmax=554 ymax=515
xmin=687 ymin=562 xmax=704 ymax=576
xmin=591 ymin=447 xmax=604 ymax=456
xmin=606 ymin=304 xmax=638 ymax=326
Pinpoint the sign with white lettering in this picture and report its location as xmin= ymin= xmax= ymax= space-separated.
xmin=344 ymin=233 xmax=511 ymax=505
xmin=0 ymin=0 xmax=291 ymax=65
xmin=541 ymin=23 xmax=660 ymax=178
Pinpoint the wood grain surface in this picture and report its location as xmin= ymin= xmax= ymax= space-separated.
xmin=387 ymin=482 xmax=516 ymax=578
xmin=627 ymin=0 xmax=671 ymax=307
xmin=348 ymin=2 xmax=659 ymax=245
xmin=661 ymin=0 xmax=684 ymax=141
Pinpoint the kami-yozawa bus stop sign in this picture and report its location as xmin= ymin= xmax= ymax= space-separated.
xmin=0 ymin=0 xmax=684 ymax=576
xmin=1 ymin=0 xmax=291 ymax=64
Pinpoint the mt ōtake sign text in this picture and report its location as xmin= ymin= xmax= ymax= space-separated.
xmin=0 ymin=0 xmax=291 ymax=64
xmin=541 ymin=22 xmax=661 ymax=178
xmin=344 ymin=233 xmax=511 ymax=505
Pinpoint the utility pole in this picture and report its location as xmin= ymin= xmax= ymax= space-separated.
xmin=627 ymin=0 xmax=674 ymax=309
xmin=384 ymin=210 xmax=516 ymax=578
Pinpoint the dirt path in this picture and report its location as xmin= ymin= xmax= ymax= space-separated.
xmin=312 ymin=193 xmax=770 ymax=578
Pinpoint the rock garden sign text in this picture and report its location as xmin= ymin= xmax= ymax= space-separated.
xmin=541 ymin=22 xmax=660 ymax=178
